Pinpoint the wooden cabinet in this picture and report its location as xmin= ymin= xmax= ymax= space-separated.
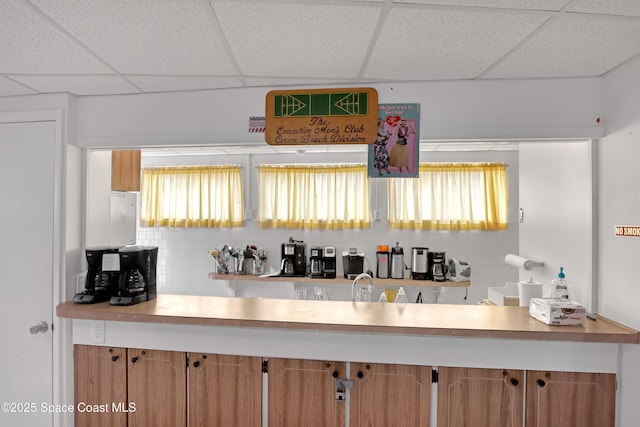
xmin=74 ymin=345 xmax=186 ymax=427
xmin=111 ymin=150 xmax=141 ymax=191
xmin=437 ymin=367 xmax=524 ymax=427
xmin=350 ymin=362 xmax=431 ymax=427
xmin=437 ymin=367 xmax=617 ymax=427
xmin=268 ymin=358 xmax=346 ymax=427
xmin=188 ymin=353 xmax=262 ymax=427
xmin=74 ymin=345 xmax=128 ymax=427
xmin=75 ymin=346 xmax=617 ymax=427
xmin=127 ymin=348 xmax=186 ymax=427
xmin=526 ymin=370 xmax=616 ymax=427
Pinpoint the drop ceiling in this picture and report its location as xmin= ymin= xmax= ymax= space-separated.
xmin=1 ymin=0 xmax=640 ymax=98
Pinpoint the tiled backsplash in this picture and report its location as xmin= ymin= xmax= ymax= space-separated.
xmin=137 ymin=149 xmax=519 ymax=304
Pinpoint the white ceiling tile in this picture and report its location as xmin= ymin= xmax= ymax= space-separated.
xmin=484 ymin=14 xmax=640 ymax=78
xmin=30 ymin=0 xmax=236 ymax=75
xmin=0 ymin=76 xmax=38 ymax=97
xmin=127 ymin=75 xmax=243 ymax=93
xmin=567 ymin=0 xmax=640 ymax=17
xmin=243 ymin=76 xmax=360 ymax=87
xmin=0 ymin=0 xmax=112 ymax=74
xmin=365 ymin=8 xmax=550 ymax=80
xmin=9 ymin=75 xmax=141 ymax=96
xmin=393 ymin=0 xmax=568 ymax=11
xmin=211 ymin=2 xmax=381 ymax=78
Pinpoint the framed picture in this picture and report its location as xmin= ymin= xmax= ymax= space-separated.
xmin=368 ymin=103 xmax=420 ymax=178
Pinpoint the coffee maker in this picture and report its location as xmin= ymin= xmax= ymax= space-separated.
xmin=309 ymin=247 xmax=324 ymax=278
xmin=280 ymin=238 xmax=306 ymax=277
xmin=110 ymin=246 xmax=158 ymax=306
xmin=322 ymin=246 xmax=336 ymax=279
xmin=74 ymin=246 xmax=121 ymax=304
xmin=342 ymin=248 xmax=365 ymax=279
xmin=411 ymin=247 xmax=429 ymax=280
xmin=431 ymin=251 xmax=448 ymax=282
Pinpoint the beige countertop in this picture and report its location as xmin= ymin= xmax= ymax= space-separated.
xmin=207 ymin=272 xmax=470 ymax=287
xmin=57 ymin=294 xmax=639 ymax=345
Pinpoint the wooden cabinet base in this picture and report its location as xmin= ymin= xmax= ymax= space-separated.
xmin=74 ymin=345 xmax=127 ymax=427
xmin=438 ymin=367 xmax=524 ymax=427
xmin=188 ymin=354 xmax=261 ymax=427
xmin=268 ymin=358 xmax=345 ymax=427
xmin=526 ymin=371 xmax=616 ymax=427
xmin=350 ymin=362 xmax=431 ymax=427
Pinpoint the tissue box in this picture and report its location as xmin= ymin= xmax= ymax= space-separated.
xmin=529 ymin=298 xmax=586 ymax=326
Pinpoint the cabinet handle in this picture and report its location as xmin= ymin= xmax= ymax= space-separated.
xmin=510 ymin=378 xmax=519 ymax=386
xmin=537 ymin=379 xmax=546 ymax=387
xmin=357 ymin=371 xmax=364 ymax=379
xmin=131 ymin=357 xmax=139 ymax=363
xmin=111 ymin=356 xmax=119 ymax=362
xmin=332 ymin=370 xmax=339 ymax=378
xmin=193 ymin=361 xmax=200 ymax=368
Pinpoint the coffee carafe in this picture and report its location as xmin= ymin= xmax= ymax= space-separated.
xmin=73 ymin=246 xmax=121 ymax=304
xmin=390 ymin=242 xmax=405 ymax=279
xmin=111 ymin=246 xmax=158 ymax=306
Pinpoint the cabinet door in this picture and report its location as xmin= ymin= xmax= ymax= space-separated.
xmin=188 ymin=354 xmax=262 ymax=427
xmin=127 ymin=348 xmax=186 ymax=427
xmin=350 ymin=362 xmax=431 ymax=427
xmin=111 ymin=150 xmax=141 ymax=191
xmin=526 ymin=371 xmax=616 ymax=427
xmin=268 ymin=358 xmax=345 ymax=427
xmin=74 ymin=345 xmax=127 ymax=427
xmin=438 ymin=367 xmax=524 ymax=427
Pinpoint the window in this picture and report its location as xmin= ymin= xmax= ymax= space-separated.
xmin=140 ymin=165 xmax=244 ymax=228
xmin=388 ymin=163 xmax=508 ymax=230
xmin=258 ymin=164 xmax=370 ymax=229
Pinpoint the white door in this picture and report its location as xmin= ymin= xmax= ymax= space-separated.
xmin=0 ymin=121 xmax=55 ymax=426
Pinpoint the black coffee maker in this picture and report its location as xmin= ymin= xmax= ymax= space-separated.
xmin=280 ymin=238 xmax=306 ymax=277
xmin=74 ymin=247 xmax=122 ymax=304
xmin=110 ymin=246 xmax=158 ymax=306
xmin=431 ymin=251 xmax=448 ymax=282
xmin=322 ymin=246 xmax=336 ymax=279
xmin=309 ymin=247 xmax=324 ymax=278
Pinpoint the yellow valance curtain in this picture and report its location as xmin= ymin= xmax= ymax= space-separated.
xmin=258 ymin=164 xmax=371 ymax=229
xmin=388 ymin=162 xmax=508 ymax=230
xmin=140 ymin=165 xmax=244 ymax=228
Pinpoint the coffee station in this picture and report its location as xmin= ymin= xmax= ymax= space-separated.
xmin=73 ymin=245 xmax=159 ymax=306
xmin=205 ymin=237 xmax=470 ymax=304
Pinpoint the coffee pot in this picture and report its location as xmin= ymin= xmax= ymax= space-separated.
xmin=431 ymin=251 xmax=448 ymax=282
xmin=390 ymin=242 xmax=405 ymax=279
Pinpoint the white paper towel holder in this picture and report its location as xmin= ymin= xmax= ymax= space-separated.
xmin=504 ymin=254 xmax=544 ymax=271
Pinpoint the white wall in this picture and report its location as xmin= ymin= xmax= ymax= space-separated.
xmin=600 ymin=56 xmax=640 ymax=427
xmin=74 ymin=78 xmax=604 ymax=148
xmin=135 ymin=149 xmax=518 ymax=304
xmin=518 ymin=141 xmax=593 ymax=307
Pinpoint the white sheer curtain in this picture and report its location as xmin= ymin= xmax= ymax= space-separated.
xmin=388 ymin=163 xmax=508 ymax=230
xmin=258 ymin=164 xmax=371 ymax=229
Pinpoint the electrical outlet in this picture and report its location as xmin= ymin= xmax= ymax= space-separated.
xmin=244 ymin=208 xmax=252 ymax=220
xmin=90 ymin=321 xmax=105 ymax=343
xmin=373 ymin=209 xmax=382 ymax=221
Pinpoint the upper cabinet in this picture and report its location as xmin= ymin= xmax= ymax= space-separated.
xmin=112 ymin=150 xmax=141 ymax=192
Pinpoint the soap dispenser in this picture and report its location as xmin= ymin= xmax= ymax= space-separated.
xmin=394 ymin=287 xmax=409 ymax=304
xmin=551 ymin=267 xmax=570 ymax=299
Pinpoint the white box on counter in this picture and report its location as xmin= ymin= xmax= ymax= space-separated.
xmin=529 ymin=298 xmax=586 ymax=326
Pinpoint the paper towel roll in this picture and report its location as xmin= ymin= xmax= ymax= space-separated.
xmin=504 ymin=254 xmax=543 ymax=270
xmin=518 ymin=281 xmax=543 ymax=306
